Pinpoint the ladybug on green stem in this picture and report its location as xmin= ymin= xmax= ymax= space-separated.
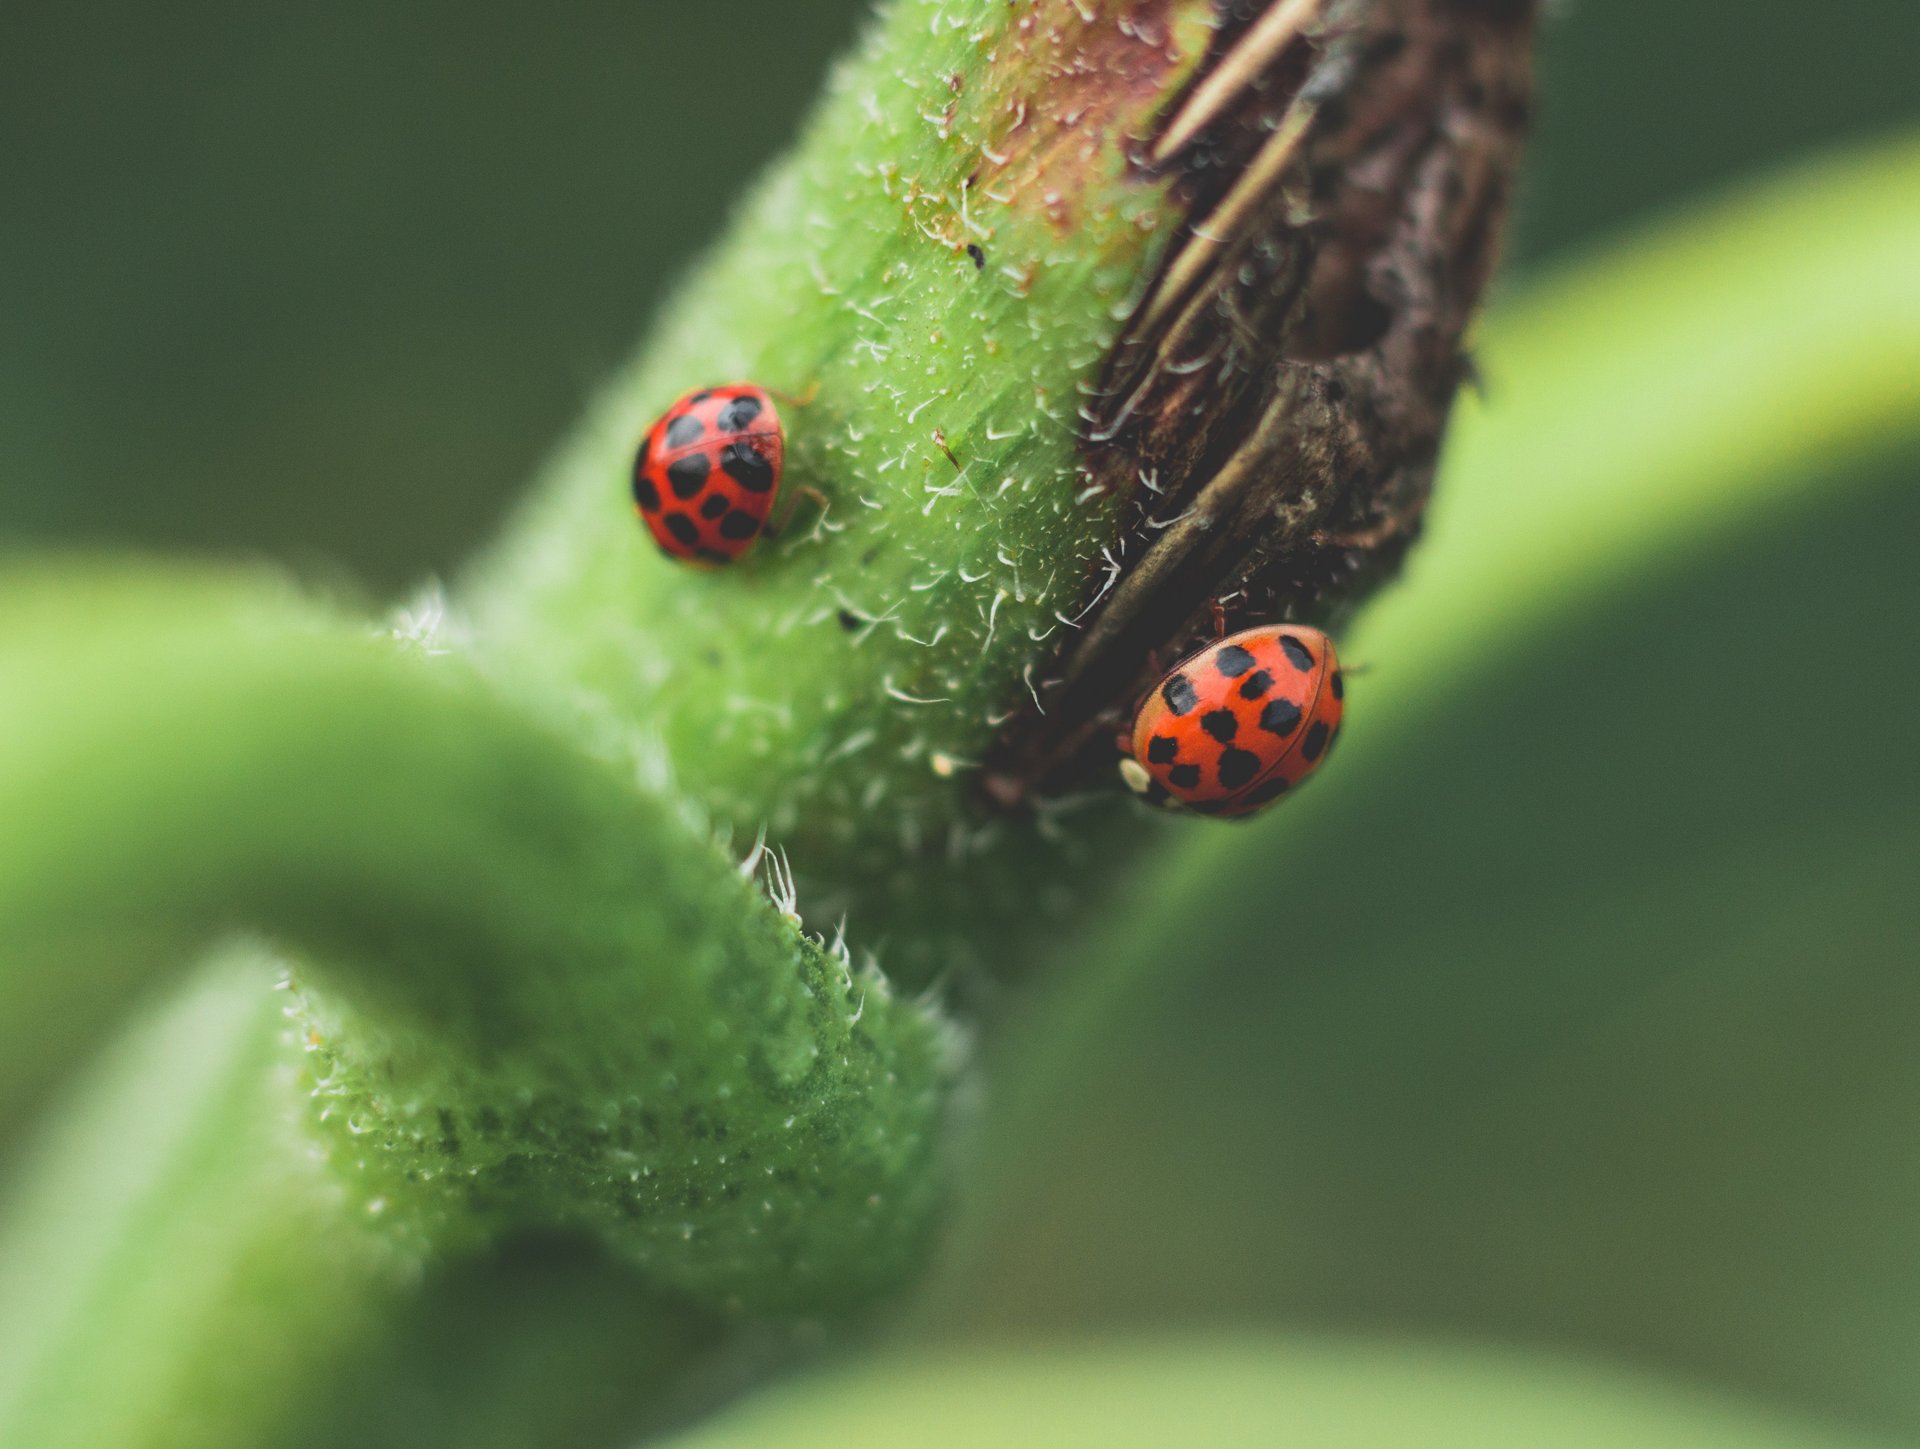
xmin=632 ymin=385 xmax=785 ymax=565
xmin=1122 ymin=624 xmax=1345 ymax=818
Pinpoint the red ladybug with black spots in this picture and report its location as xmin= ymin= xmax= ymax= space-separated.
xmin=633 ymin=385 xmax=784 ymax=565
xmin=1122 ymin=624 xmax=1344 ymax=818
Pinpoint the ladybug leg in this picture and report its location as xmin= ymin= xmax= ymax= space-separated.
xmin=795 ymin=485 xmax=834 ymax=541
xmin=1312 ymin=513 xmax=1410 ymax=551
xmin=1204 ymin=589 xmax=1246 ymax=638
xmin=1314 ymin=523 xmax=1382 ymax=549
xmin=766 ymin=484 xmax=832 ymax=541
xmin=978 ymin=770 xmax=1025 ymax=812
xmin=769 ymin=381 xmax=821 ymax=408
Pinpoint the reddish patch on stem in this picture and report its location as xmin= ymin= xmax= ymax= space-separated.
xmin=965 ymin=1 xmax=1200 ymax=235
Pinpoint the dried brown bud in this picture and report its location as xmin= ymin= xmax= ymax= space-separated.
xmin=986 ymin=0 xmax=1537 ymax=801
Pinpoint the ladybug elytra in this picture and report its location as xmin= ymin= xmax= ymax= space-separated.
xmin=1124 ymin=624 xmax=1344 ymax=818
xmin=633 ymin=385 xmax=785 ymax=564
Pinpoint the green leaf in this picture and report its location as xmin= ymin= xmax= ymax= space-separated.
xmin=666 ymin=1336 xmax=1903 ymax=1449
xmin=937 ymin=134 xmax=1920 ymax=1431
xmin=0 ymin=951 xmax=400 ymax=1449
xmin=1355 ymin=130 xmax=1920 ymax=702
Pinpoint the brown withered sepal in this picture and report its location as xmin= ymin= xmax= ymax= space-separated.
xmin=985 ymin=0 xmax=1536 ymax=804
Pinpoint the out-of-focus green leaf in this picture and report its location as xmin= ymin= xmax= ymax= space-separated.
xmin=1356 ymin=130 xmax=1920 ymax=704
xmin=669 ymin=1337 xmax=1901 ymax=1449
xmin=0 ymin=950 xmax=400 ymax=1449
xmin=928 ymin=135 xmax=1920 ymax=1433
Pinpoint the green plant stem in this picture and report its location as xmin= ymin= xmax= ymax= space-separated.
xmin=0 ymin=562 xmax=957 ymax=1311
xmin=0 ymin=946 xmax=732 ymax=1449
xmin=462 ymin=0 xmax=1223 ymax=986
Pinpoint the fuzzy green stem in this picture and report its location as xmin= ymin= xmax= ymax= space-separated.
xmin=0 ymin=949 xmax=728 ymax=1449
xmin=0 ymin=562 xmax=956 ymax=1311
xmin=462 ymin=0 xmax=1226 ymax=986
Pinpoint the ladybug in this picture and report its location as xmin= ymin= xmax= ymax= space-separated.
xmin=633 ymin=384 xmax=784 ymax=564
xmin=1122 ymin=624 xmax=1344 ymax=818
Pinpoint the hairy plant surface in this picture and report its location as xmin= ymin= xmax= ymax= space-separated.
xmin=3 ymin=0 xmax=1917 ymax=1443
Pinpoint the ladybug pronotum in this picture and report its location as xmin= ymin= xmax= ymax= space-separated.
xmin=1123 ymin=624 xmax=1345 ymax=818
xmin=633 ymin=384 xmax=784 ymax=564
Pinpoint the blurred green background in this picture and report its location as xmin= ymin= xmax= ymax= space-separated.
xmin=5 ymin=3 xmax=1920 ymax=1445
xmin=3 ymin=0 xmax=1917 ymax=584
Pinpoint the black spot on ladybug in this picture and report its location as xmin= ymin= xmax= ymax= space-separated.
xmin=1280 ymin=634 xmax=1315 ymax=671
xmin=720 ymin=441 xmax=776 ymax=492
xmin=1301 ymin=720 xmax=1330 ymax=762
xmin=1331 ymin=671 xmax=1345 ymax=700
xmin=837 ymin=608 xmax=867 ymax=632
xmin=699 ymin=493 xmax=730 ymax=519
xmin=1259 ymin=697 xmax=1302 ymax=736
xmin=667 ymin=453 xmax=710 ymax=498
xmin=664 ymin=514 xmax=699 ymax=547
xmin=1161 ymin=674 xmax=1198 ymax=715
xmin=1214 ymin=644 xmax=1257 ymax=677
xmin=1168 ymin=762 xmax=1202 ymax=790
xmin=633 ymin=474 xmax=661 ymax=512
xmin=1200 ymin=709 xmax=1237 ymax=743
xmin=966 ymin=243 xmax=986 ymax=270
xmin=1241 ymin=774 xmax=1290 ymax=806
xmin=690 ymin=390 xmax=714 ymax=403
xmin=1237 ymin=669 xmax=1273 ymax=700
xmin=719 ymin=510 xmax=761 ymax=541
xmin=716 ymin=395 xmax=763 ymax=432
xmin=1217 ymin=747 xmax=1261 ymax=789
xmin=1145 ymin=734 xmax=1179 ymax=765
xmin=665 ymin=413 xmax=705 ymax=449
